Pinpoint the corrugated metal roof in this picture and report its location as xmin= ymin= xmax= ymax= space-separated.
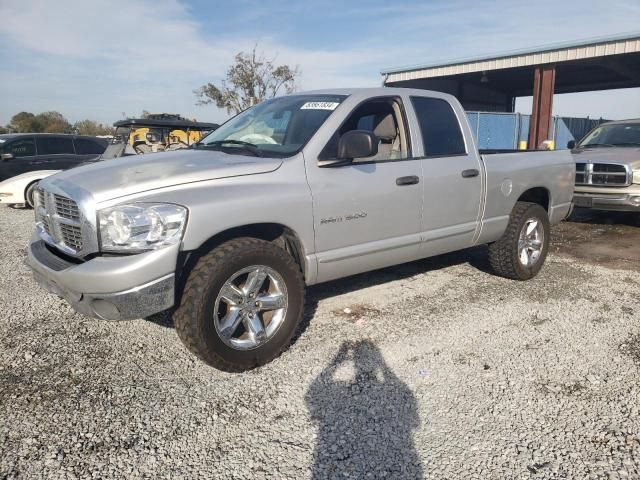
xmin=382 ymin=31 xmax=640 ymax=83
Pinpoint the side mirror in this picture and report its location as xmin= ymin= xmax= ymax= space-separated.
xmin=1 ymin=153 xmax=14 ymax=161
xmin=337 ymin=130 xmax=378 ymax=160
xmin=567 ymin=140 xmax=576 ymax=149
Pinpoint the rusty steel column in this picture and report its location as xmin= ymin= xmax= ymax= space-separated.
xmin=528 ymin=65 xmax=556 ymax=149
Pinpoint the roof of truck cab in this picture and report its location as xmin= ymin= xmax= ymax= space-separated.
xmin=288 ymin=87 xmax=456 ymax=98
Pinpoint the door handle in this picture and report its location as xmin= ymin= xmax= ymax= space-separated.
xmin=396 ymin=175 xmax=420 ymax=186
xmin=461 ymin=169 xmax=479 ymax=178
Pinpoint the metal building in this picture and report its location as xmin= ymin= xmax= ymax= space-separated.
xmin=381 ymin=32 xmax=640 ymax=148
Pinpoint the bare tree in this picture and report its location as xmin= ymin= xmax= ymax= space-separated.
xmin=195 ymin=46 xmax=300 ymax=114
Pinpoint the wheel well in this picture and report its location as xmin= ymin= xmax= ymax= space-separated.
xmin=24 ymin=179 xmax=39 ymax=194
xmin=24 ymin=180 xmax=40 ymax=205
xmin=175 ymin=224 xmax=306 ymax=304
xmin=517 ymin=187 xmax=550 ymax=211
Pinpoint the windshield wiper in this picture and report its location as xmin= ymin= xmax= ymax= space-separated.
xmin=610 ymin=142 xmax=640 ymax=147
xmin=200 ymin=140 xmax=262 ymax=157
xmin=581 ymin=143 xmax=616 ymax=148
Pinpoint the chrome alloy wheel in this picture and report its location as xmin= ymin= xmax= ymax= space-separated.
xmin=213 ymin=265 xmax=288 ymax=350
xmin=518 ymin=218 xmax=544 ymax=267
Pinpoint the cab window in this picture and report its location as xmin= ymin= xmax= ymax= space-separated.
xmin=320 ymin=97 xmax=410 ymax=162
xmin=410 ymin=96 xmax=466 ymax=156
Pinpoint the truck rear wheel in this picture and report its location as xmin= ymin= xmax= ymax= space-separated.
xmin=488 ymin=201 xmax=550 ymax=280
xmin=173 ymin=237 xmax=305 ymax=372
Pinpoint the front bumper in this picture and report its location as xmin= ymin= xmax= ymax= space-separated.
xmin=26 ymin=239 xmax=178 ymax=320
xmin=573 ymin=192 xmax=640 ymax=212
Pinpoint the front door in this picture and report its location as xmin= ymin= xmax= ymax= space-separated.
xmin=305 ymin=96 xmax=424 ymax=283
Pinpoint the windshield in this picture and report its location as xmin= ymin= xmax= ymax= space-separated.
xmin=101 ymin=126 xmax=132 ymax=159
xmin=197 ymin=94 xmax=347 ymax=157
xmin=578 ymin=123 xmax=640 ymax=148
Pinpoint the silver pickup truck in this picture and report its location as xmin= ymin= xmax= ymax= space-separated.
xmin=569 ymin=119 xmax=640 ymax=212
xmin=27 ymin=88 xmax=574 ymax=371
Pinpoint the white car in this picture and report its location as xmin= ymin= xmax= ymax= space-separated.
xmin=0 ymin=170 xmax=61 ymax=208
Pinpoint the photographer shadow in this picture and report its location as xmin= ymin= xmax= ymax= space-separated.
xmin=305 ymin=340 xmax=423 ymax=479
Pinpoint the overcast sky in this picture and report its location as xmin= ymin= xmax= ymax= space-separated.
xmin=0 ymin=0 xmax=638 ymax=126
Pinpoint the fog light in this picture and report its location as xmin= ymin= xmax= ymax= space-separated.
xmin=631 ymin=196 xmax=640 ymax=206
xmin=92 ymin=299 xmax=121 ymax=320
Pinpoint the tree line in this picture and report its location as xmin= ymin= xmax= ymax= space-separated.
xmin=0 ymin=111 xmax=114 ymax=136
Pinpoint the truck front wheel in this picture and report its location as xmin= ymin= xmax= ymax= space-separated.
xmin=173 ymin=237 xmax=305 ymax=372
xmin=488 ymin=201 xmax=550 ymax=280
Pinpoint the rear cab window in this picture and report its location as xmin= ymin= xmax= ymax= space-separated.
xmin=410 ymin=96 xmax=466 ymax=156
xmin=36 ymin=136 xmax=75 ymax=155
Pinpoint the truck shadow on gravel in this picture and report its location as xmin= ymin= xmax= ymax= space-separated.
xmin=305 ymin=340 xmax=423 ymax=479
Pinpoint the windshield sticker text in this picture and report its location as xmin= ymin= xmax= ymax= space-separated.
xmin=301 ymin=102 xmax=340 ymax=111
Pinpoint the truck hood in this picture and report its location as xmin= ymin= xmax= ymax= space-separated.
xmin=42 ymin=149 xmax=282 ymax=203
xmin=571 ymin=147 xmax=640 ymax=170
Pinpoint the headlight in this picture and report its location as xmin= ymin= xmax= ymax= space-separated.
xmin=98 ymin=203 xmax=187 ymax=252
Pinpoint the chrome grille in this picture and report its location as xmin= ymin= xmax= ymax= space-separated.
xmin=60 ymin=223 xmax=83 ymax=251
xmin=41 ymin=216 xmax=52 ymax=236
xmin=36 ymin=189 xmax=45 ymax=208
xmin=575 ymin=162 xmax=631 ymax=187
xmin=54 ymin=194 xmax=81 ymax=221
xmin=35 ymin=188 xmax=89 ymax=256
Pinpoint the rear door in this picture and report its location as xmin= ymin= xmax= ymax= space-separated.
xmin=408 ymin=95 xmax=483 ymax=256
xmin=0 ymin=137 xmax=37 ymax=181
xmin=35 ymin=136 xmax=79 ymax=170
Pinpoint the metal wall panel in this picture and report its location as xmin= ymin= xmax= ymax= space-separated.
xmin=465 ymin=112 xmax=606 ymax=150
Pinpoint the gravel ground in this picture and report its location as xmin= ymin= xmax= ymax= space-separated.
xmin=1 ymin=206 xmax=639 ymax=479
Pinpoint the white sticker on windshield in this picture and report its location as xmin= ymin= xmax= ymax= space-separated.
xmin=0 ymin=139 xmax=5 ymax=143
xmin=300 ymin=102 xmax=340 ymax=111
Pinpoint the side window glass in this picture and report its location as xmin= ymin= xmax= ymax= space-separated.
xmin=74 ymin=138 xmax=106 ymax=155
xmin=320 ymin=99 xmax=409 ymax=161
xmin=6 ymin=138 xmax=36 ymax=157
xmin=36 ymin=136 xmax=75 ymax=155
xmin=410 ymin=97 xmax=466 ymax=156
